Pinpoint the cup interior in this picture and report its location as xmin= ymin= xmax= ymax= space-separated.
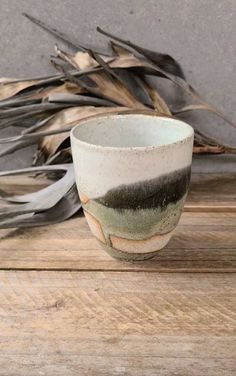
xmin=71 ymin=114 xmax=193 ymax=149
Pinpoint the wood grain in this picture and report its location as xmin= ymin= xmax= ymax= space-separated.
xmin=187 ymin=173 xmax=236 ymax=205
xmin=0 ymin=271 xmax=235 ymax=375
xmin=0 ymin=212 xmax=235 ymax=272
xmin=0 ymin=174 xmax=235 ymax=374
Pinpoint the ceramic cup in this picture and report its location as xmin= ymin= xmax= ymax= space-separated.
xmin=71 ymin=114 xmax=194 ymax=261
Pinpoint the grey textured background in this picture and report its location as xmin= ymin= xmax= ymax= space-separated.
xmin=0 ymin=0 xmax=235 ymax=172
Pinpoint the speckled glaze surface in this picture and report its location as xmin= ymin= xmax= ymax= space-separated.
xmin=71 ymin=114 xmax=194 ymax=261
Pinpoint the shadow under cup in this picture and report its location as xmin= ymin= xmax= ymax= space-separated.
xmin=71 ymin=114 xmax=194 ymax=261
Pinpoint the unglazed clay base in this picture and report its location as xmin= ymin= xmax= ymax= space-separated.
xmin=98 ymin=237 xmax=173 ymax=261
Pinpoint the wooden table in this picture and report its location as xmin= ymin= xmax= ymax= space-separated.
xmin=0 ymin=174 xmax=235 ymax=375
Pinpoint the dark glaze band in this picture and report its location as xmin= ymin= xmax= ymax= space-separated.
xmin=95 ymin=166 xmax=191 ymax=210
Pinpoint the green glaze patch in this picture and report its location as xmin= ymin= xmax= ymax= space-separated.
xmin=83 ymin=194 xmax=186 ymax=242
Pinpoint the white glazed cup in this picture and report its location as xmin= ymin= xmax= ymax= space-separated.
xmin=71 ymin=113 xmax=194 ymax=261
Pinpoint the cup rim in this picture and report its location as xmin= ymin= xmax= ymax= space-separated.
xmin=70 ymin=113 xmax=194 ymax=152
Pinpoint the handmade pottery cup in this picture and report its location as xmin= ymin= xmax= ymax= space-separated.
xmin=71 ymin=114 xmax=194 ymax=261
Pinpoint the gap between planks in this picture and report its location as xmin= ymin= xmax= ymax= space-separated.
xmin=184 ymin=205 xmax=236 ymax=212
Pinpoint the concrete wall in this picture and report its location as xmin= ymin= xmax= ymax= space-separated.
xmin=0 ymin=0 xmax=235 ymax=172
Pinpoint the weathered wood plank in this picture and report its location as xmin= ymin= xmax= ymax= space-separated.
xmin=188 ymin=174 xmax=236 ymax=206
xmin=0 ymin=356 xmax=235 ymax=376
xmin=180 ymin=212 xmax=236 ymax=226
xmin=0 ymin=174 xmax=235 ymax=375
xmin=0 ymin=212 xmax=235 ymax=271
xmin=185 ymin=173 xmax=236 ymax=211
xmin=185 ymin=205 xmax=236 ymax=212
xmin=0 ymin=271 xmax=235 ymax=375
xmin=0 ymin=173 xmax=236 ymax=206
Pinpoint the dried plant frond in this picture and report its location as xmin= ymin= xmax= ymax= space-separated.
xmin=0 ymin=79 xmax=45 ymax=101
xmin=0 ymin=164 xmax=80 ymax=228
xmin=38 ymin=106 xmax=130 ymax=157
xmin=0 ymin=15 xmax=235 ymax=229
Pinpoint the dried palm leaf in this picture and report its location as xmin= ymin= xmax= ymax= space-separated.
xmin=0 ymin=185 xmax=80 ymax=229
xmin=0 ymin=96 xmax=39 ymax=109
xmin=54 ymin=46 xmax=146 ymax=108
xmin=0 ymin=68 xmax=99 ymax=103
xmin=108 ymin=41 xmax=166 ymax=108
xmin=20 ymin=14 xmax=235 ymax=128
xmin=0 ymin=164 xmax=78 ymax=227
xmin=52 ymin=50 xmax=151 ymax=107
xmin=0 ymin=108 xmax=153 ymax=147
xmin=45 ymin=147 xmax=72 ymax=165
xmin=40 ymin=82 xmax=86 ymax=100
xmin=193 ymin=130 xmax=236 ymax=155
xmin=134 ymin=76 xmax=171 ymax=114
xmin=0 ymin=102 xmax=73 ymax=119
xmin=0 ymin=17 xmax=235 ymax=230
xmin=23 ymin=13 xmax=86 ymax=52
xmin=0 ymin=116 xmax=54 ymax=158
xmin=23 ymin=12 xmax=108 ymax=56
xmin=38 ymin=106 xmax=130 ymax=157
xmin=97 ymin=27 xmax=235 ymax=129
xmin=47 ymin=93 xmax=115 ymax=107
xmin=0 ymin=79 xmax=45 ymax=101
xmin=0 ymin=139 xmax=37 ymax=158
xmin=97 ymin=27 xmax=185 ymax=79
